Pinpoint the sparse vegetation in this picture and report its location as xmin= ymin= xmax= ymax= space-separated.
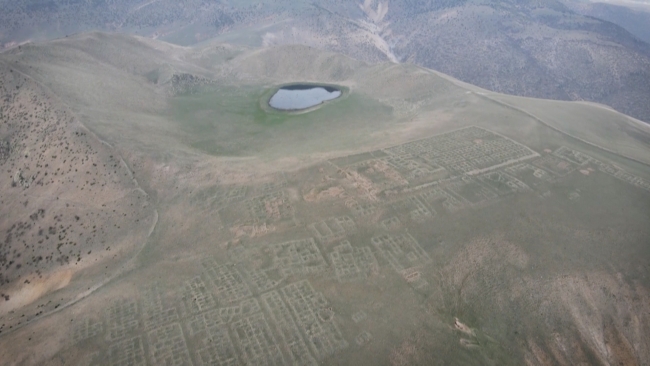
xmin=0 ymin=59 xmax=155 ymax=337
xmin=0 ymin=31 xmax=649 ymax=366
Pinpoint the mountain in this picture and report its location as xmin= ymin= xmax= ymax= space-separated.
xmin=1 ymin=0 xmax=650 ymax=124
xmin=287 ymin=0 xmax=650 ymax=123
xmin=1 ymin=32 xmax=650 ymax=365
xmin=565 ymin=0 xmax=650 ymax=44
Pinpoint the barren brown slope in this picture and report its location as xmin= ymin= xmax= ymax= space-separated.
xmin=0 ymin=57 xmax=156 ymax=336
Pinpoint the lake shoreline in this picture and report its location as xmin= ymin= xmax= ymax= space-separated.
xmin=269 ymin=84 xmax=342 ymax=111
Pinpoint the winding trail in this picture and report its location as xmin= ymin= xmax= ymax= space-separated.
xmin=0 ymin=64 xmax=160 ymax=336
xmin=421 ymin=64 xmax=650 ymax=170
xmin=475 ymin=92 xmax=650 ymax=170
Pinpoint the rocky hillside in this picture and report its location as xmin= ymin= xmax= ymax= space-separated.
xmin=0 ymin=56 xmax=156 ymax=332
xmin=381 ymin=0 xmax=650 ymax=122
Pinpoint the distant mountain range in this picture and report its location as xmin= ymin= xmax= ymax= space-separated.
xmin=2 ymin=0 xmax=650 ymax=123
xmin=565 ymin=0 xmax=650 ymax=44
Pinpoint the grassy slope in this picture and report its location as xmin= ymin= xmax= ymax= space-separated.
xmin=5 ymin=33 xmax=648 ymax=167
xmin=1 ymin=33 xmax=650 ymax=364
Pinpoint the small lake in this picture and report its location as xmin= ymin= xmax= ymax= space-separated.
xmin=269 ymin=84 xmax=342 ymax=111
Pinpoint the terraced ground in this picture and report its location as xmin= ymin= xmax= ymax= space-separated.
xmin=0 ymin=33 xmax=649 ymax=365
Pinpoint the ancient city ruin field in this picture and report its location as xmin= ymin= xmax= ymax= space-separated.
xmin=1 ymin=33 xmax=650 ymax=365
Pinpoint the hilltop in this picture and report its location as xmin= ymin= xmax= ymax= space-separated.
xmin=0 ymin=33 xmax=649 ymax=365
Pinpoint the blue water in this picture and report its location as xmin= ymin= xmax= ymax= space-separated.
xmin=269 ymin=85 xmax=342 ymax=110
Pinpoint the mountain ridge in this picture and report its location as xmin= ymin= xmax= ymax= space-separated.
xmin=2 ymin=0 xmax=650 ymax=123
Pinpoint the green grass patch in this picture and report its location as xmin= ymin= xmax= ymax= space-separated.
xmin=169 ymin=83 xmax=392 ymax=157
